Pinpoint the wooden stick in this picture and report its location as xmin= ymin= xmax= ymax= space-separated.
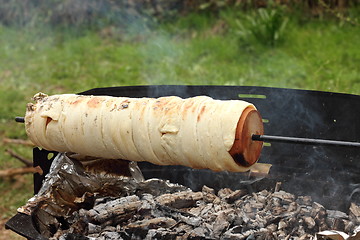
xmin=3 ymin=137 xmax=34 ymax=147
xmin=0 ymin=166 xmax=42 ymax=178
xmin=5 ymin=148 xmax=32 ymax=167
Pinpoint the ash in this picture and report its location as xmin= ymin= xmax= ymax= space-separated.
xmin=54 ymin=187 xmax=360 ymax=240
xmin=21 ymin=154 xmax=360 ymax=240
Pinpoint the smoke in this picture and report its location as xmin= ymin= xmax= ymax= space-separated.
xmin=256 ymin=88 xmax=360 ymax=211
xmin=349 ymin=184 xmax=360 ymax=205
xmin=140 ymin=33 xmax=185 ymax=85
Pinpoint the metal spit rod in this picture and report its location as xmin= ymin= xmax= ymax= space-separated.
xmin=15 ymin=117 xmax=360 ymax=147
xmin=15 ymin=117 xmax=25 ymax=123
xmin=252 ymin=134 xmax=360 ymax=148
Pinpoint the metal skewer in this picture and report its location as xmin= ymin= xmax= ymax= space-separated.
xmin=15 ymin=117 xmax=25 ymax=123
xmin=252 ymin=134 xmax=360 ymax=148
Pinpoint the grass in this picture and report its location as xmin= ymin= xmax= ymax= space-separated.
xmin=0 ymin=9 xmax=360 ymax=238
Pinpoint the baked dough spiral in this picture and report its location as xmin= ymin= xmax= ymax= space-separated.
xmin=25 ymin=93 xmax=263 ymax=172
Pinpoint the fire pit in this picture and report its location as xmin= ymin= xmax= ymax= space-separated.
xmin=5 ymin=85 xmax=360 ymax=239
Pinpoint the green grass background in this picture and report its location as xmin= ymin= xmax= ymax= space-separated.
xmin=0 ymin=7 xmax=359 ymax=238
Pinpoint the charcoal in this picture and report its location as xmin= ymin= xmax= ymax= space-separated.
xmin=155 ymin=191 xmax=203 ymax=208
xmin=327 ymin=217 xmax=346 ymax=231
xmin=303 ymin=216 xmax=316 ymax=229
xmin=178 ymin=214 xmax=202 ymax=227
xmin=301 ymin=235 xmax=315 ymax=240
xmin=350 ymin=202 xmax=360 ymax=224
xmin=300 ymin=206 xmax=312 ymax=216
xmin=188 ymin=206 xmax=203 ymax=216
xmin=278 ymin=219 xmax=287 ymax=230
xmin=124 ymin=217 xmax=177 ymax=236
xmin=199 ymin=203 xmax=213 ymax=218
xmin=297 ymin=196 xmax=313 ymax=206
xmin=58 ymin=233 xmax=92 ymax=240
xmin=144 ymin=231 xmax=169 ymax=239
xmin=276 ymin=231 xmax=287 ymax=239
xmin=211 ymin=210 xmax=232 ymax=237
xmin=217 ymin=188 xmax=233 ymax=199
xmin=174 ymin=223 xmax=193 ymax=234
xmin=84 ymin=195 xmax=142 ymax=224
xmin=202 ymin=186 xmax=218 ymax=203
xmin=271 ymin=206 xmax=287 ymax=216
xmin=287 ymin=201 xmax=299 ymax=212
xmin=271 ymin=196 xmax=282 ymax=207
xmin=145 ymin=229 xmax=177 ymax=240
xmin=33 ymin=165 xmax=360 ymax=240
xmin=98 ymin=232 xmax=123 ymax=240
xmin=102 ymin=226 xmax=117 ymax=232
xmin=190 ymin=227 xmax=208 ymax=238
xmin=202 ymin=185 xmax=215 ymax=195
xmin=256 ymin=194 xmax=268 ymax=204
xmin=138 ymin=194 xmax=156 ymax=216
xmin=327 ymin=209 xmax=348 ymax=219
xmin=88 ymin=223 xmax=101 ymax=234
xmin=243 ymin=202 xmax=253 ymax=213
xmin=213 ymin=196 xmax=224 ymax=205
xmin=272 ymin=191 xmax=295 ymax=205
xmin=344 ymin=220 xmax=356 ymax=233
xmin=266 ymin=223 xmax=277 ymax=232
xmin=213 ymin=201 xmax=229 ymax=213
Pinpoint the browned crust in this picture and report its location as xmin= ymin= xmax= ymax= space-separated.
xmin=87 ymin=97 xmax=103 ymax=108
xmin=228 ymin=106 xmax=264 ymax=168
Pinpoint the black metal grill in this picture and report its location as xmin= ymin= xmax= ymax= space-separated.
xmin=6 ymin=85 xmax=360 ymax=240
xmin=81 ymin=85 xmax=360 ymax=209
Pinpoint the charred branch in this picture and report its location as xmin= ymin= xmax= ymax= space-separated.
xmin=0 ymin=166 xmax=42 ymax=178
xmin=5 ymin=148 xmax=32 ymax=167
xmin=3 ymin=138 xmax=34 ymax=147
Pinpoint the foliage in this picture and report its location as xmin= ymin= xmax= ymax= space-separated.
xmin=0 ymin=0 xmax=180 ymax=30
xmin=199 ymin=0 xmax=233 ymax=11
xmin=0 ymin=0 xmax=358 ymax=31
xmin=235 ymin=4 xmax=289 ymax=47
xmin=319 ymin=0 xmax=360 ymax=26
